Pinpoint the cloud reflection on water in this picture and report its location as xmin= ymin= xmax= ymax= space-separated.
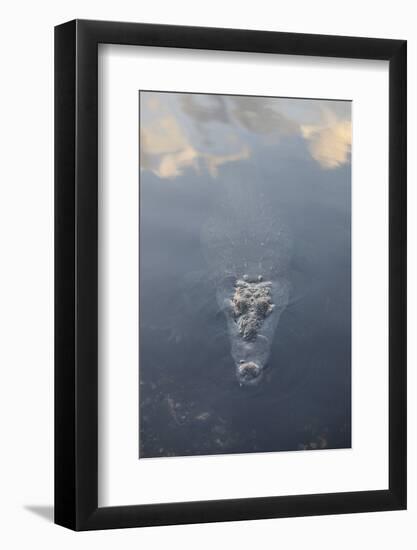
xmin=230 ymin=96 xmax=299 ymax=136
xmin=140 ymin=92 xmax=351 ymax=178
xmin=301 ymin=109 xmax=352 ymax=169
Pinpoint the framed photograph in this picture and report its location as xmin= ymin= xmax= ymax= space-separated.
xmin=55 ymin=19 xmax=406 ymax=530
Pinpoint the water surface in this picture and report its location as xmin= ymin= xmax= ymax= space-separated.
xmin=139 ymin=91 xmax=351 ymax=458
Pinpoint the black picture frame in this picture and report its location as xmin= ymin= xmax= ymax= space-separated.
xmin=55 ymin=19 xmax=407 ymax=531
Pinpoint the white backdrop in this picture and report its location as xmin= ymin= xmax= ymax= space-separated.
xmin=99 ymin=46 xmax=389 ymax=506
xmin=0 ymin=1 xmax=415 ymax=548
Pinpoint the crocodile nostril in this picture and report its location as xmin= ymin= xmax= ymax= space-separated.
xmin=238 ymin=361 xmax=262 ymax=384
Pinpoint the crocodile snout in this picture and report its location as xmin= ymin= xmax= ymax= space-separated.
xmin=237 ymin=361 xmax=263 ymax=385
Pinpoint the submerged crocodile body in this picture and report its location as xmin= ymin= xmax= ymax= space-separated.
xmin=202 ymin=175 xmax=291 ymax=386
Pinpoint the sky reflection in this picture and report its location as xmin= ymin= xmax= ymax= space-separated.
xmin=140 ymin=92 xmax=351 ymax=178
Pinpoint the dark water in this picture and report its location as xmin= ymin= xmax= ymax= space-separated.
xmin=139 ymin=92 xmax=351 ymax=458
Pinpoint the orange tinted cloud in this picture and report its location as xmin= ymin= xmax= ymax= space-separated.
xmin=301 ymin=111 xmax=351 ymax=169
xmin=141 ymin=114 xmax=250 ymax=179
